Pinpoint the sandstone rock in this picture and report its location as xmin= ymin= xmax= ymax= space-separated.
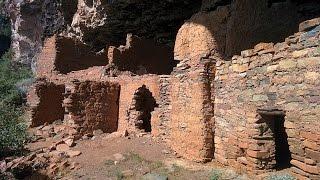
xmin=121 ymin=170 xmax=134 ymax=177
xmin=70 ymin=162 xmax=80 ymax=170
xmin=113 ymin=153 xmax=126 ymax=161
xmin=254 ymin=43 xmax=274 ymax=52
xmin=67 ymin=150 xmax=82 ymax=158
xmin=161 ymin=150 xmax=170 ymax=154
xmin=299 ymin=17 xmax=320 ymax=32
xmin=93 ymin=129 xmax=104 ymax=136
xmin=56 ymin=144 xmax=70 ymax=152
xmin=64 ymin=138 xmax=75 ymax=147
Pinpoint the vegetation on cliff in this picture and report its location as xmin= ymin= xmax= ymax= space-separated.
xmin=0 ymin=50 xmax=32 ymax=157
xmin=0 ymin=13 xmax=32 ymax=157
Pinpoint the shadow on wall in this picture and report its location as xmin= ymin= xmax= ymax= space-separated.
xmin=108 ymin=34 xmax=179 ymax=75
xmin=129 ymin=85 xmax=158 ymax=133
xmin=54 ymin=37 xmax=108 ymax=74
xmin=79 ymin=0 xmax=202 ymax=51
xmin=175 ymin=0 xmax=320 ymax=60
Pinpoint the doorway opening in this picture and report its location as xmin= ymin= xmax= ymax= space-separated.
xmin=131 ymin=85 xmax=157 ymax=132
xmin=257 ymin=110 xmax=291 ymax=170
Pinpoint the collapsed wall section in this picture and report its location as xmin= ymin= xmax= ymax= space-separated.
xmin=64 ymin=80 xmax=120 ymax=135
xmin=36 ymin=35 xmax=108 ymax=77
xmin=214 ymin=22 xmax=320 ymax=177
xmin=55 ymin=36 xmax=107 ymax=74
xmin=108 ymin=34 xmax=177 ymax=75
xmin=28 ymin=79 xmax=65 ymax=127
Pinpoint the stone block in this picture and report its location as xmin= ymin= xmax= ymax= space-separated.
xmin=297 ymin=57 xmax=320 ymax=68
xmin=247 ymin=150 xmax=269 ymax=159
xmin=291 ymin=159 xmax=319 ymax=175
xmin=232 ymin=64 xmax=249 ymax=73
xmin=266 ymin=65 xmax=278 ymax=73
xmin=305 ymin=148 xmax=320 ymax=162
xmin=304 ymin=158 xmax=316 ymax=166
xmin=254 ymin=43 xmax=274 ymax=52
xmin=299 ymin=18 xmax=320 ymax=32
xmin=292 ymin=49 xmax=310 ymax=58
xmin=252 ymin=95 xmax=268 ymax=102
xmin=303 ymin=140 xmax=319 ymax=151
xmin=278 ymin=59 xmax=297 ymax=70
xmin=241 ymin=49 xmax=256 ymax=57
xmin=304 ymin=72 xmax=320 ymax=83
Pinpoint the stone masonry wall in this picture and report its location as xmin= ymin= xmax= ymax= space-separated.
xmin=28 ymin=79 xmax=65 ymax=127
xmin=169 ymin=59 xmax=215 ymax=162
xmin=116 ymin=75 xmax=161 ymax=136
xmin=64 ymin=80 xmax=120 ymax=135
xmin=214 ymin=24 xmax=320 ymax=177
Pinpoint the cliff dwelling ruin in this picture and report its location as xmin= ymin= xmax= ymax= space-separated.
xmin=23 ymin=0 xmax=320 ymax=178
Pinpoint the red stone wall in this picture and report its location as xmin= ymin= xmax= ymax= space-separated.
xmin=168 ymin=59 xmax=215 ymax=162
xmin=55 ymin=37 xmax=107 ymax=74
xmin=28 ymin=79 xmax=65 ymax=127
xmin=116 ymin=75 xmax=161 ymax=135
xmin=36 ymin=36 xmax=57 ymax=78
xmin=36 ymin=35 xmax=107 ymax=77
xmin=214 ymin=24 xmax=320 ymax=177
xmin=64 ymin=81 xmax=120 ymax=135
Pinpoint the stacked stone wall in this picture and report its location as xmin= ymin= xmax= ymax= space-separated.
xmin=28 ymin=79 xmax=65 ymax=127
xmin=169 ymin=59 xmax=215 ymax=162
xmin=214 ymin=24 xmax=320 ymax=177
xmin=64 ymin=81 xmax=120 ymax=135
xmin=116 ymin=75 xmax=161 ymax=135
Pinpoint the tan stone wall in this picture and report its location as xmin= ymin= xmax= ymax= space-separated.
xmin=214 ymin=25 xmax=320 ymax=177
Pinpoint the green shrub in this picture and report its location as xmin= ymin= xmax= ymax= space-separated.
xmin=266 ymin=174 xmax=296 ymax=180
xmin=210 ymin=169 xmax=222 ymax=180
xmin=0 ymin=50 xmax=32 ymax=157
xmin=0 ymin=106 xmax=27 ymax=157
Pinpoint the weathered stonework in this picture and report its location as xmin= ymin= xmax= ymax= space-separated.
xmin=25 ymin=1 xmax=320 ymax=178
xmin=64 ymin=80 xmax=120 ymax=136
xmin=28 ymin=79 xmax=65 ymax=127
xmin=214 ymin=25 xmax=320 ymax=177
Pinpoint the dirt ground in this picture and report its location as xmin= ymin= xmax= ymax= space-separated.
xmin=26 ymin=132 xmax=294 ymax=180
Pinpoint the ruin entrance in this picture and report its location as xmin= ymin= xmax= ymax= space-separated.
xmin=130 ymin=85 xmax=157 ymax=132
xmin=256 ymin=110 xmax=291 ymax=170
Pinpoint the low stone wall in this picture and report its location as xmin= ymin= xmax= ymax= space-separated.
xmin=28 ymin=79 xmax=65 ymax=127
xmin=64 ymin=80 xmax=120 ymax=135
xmin=214 ymin=25 xmax=320 ymax=177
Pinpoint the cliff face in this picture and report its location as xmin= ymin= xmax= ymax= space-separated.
xmin=8 ymin=0 xmax=76 ymax=69
xmin=7 ymin=0 xmax=320 ymax=69
xmin=8 ymin=0 xmax=201 ymax=68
